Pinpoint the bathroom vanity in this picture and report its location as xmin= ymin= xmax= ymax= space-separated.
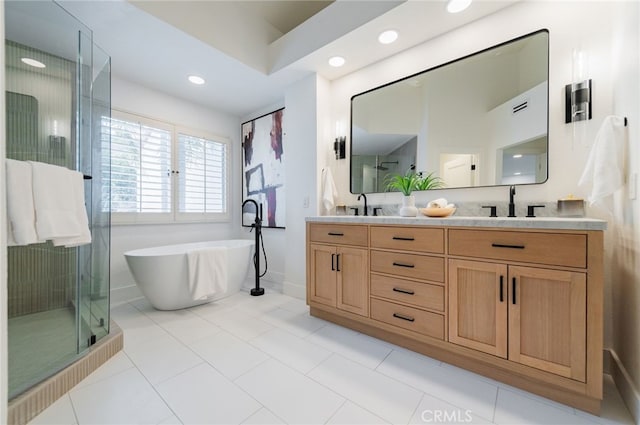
xmin=305 ymin=216 xmax=606 ymax=414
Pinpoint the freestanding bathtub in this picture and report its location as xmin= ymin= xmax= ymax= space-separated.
xmin=124 ymin=239 xmax=255 ymax=310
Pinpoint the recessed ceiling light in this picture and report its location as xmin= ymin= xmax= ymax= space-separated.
xmin=21 ymin=57 xmax=45 ymax=68
xmin=328 ymin=56 xmax=345 ymax=67
xmin=447 ymin=0 xmax=472 ymax=13
xmin=378 ymin=30 xmax=398 ymax=45
xmin=188 ymin=75 xmax=205 ymax=85
xmin=513 ymin=154 xmax=523 ymax=158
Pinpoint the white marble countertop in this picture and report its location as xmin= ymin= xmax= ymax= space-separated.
xmin=305 ymin=215 xmax=607 ymax=231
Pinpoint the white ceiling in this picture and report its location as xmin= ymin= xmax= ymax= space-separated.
xmin=20 ymin=0 xmax=519 ymax=117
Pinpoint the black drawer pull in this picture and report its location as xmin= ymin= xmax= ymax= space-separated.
xmin=491 ymin=243 xmax=525 ymax=249
xmin=392 ymin=236 xmax=415 ymax=241
xmin=328 ymin=232 xmax=344 ymax=236
xmin=393 ymin=287 xmax=415 ymax=295
xmin=393 ymin=313 xmax=415 ymax=322
xmin=392 ymin=262 xmax=415 ymax=268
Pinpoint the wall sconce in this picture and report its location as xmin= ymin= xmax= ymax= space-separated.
xmin=565 ymin=79 xmax=592 ymax=123
xmin=565 ymin=48 xmax=592 ymax=123
xmin=334 ymin=121 xmax=346 ymax=160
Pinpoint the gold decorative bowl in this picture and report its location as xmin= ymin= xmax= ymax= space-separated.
xmin=420 ymin=207 xmax=456 ymax=217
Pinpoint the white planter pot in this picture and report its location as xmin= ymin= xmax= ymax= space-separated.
xmin=399 ymin=195 xmax=418 ymax=217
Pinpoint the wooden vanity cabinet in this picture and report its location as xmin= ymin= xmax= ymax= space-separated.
xmin=449 ymin=259 xmax=586 ymax=382
xmin=306 ymin=221 xmax=604 ymax=414
xmin=307 ymin=224 xmax=369 ymax=317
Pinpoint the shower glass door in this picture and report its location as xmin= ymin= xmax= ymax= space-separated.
xmin=5 ymin=0 xmax=111 ymax=399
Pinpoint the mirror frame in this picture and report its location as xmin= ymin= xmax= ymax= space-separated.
xmin=349 ymin=29 xmax=550 ymax=194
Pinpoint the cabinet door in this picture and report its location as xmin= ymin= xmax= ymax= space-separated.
xmin=449 ymin=259 xmax=508 ymax=358
xmin=308 ymin=244 xmax=337 ymax=308
xmin=509 ymin=266 xmax=586 ymax=382
xmin=337 ymin=247 xmax=369 ymax=316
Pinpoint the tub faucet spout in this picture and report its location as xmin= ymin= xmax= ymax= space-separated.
xmin=242 ymin=199 xmax=265 ymax=296
xmin=358 ymin=193 xmax=368 ymax=216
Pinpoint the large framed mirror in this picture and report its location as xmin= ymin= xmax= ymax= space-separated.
xmin=350 ymin=29 xmax=549 ymax=194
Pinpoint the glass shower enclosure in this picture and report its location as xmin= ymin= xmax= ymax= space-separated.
xmin=5 ymin=1 xmax=111 ymax=399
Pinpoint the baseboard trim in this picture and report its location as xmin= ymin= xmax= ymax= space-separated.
xmin=609 ymin=349 xmax=640 ymax=424
xmin=282 ymin=281 xmax=305 ymax=300
xmin=110 ymin=284 xmax=142 ymax=307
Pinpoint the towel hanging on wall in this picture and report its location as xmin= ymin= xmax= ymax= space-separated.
xmin=578 ymin=115 xmax=627 ymax=214
xmin=322 ymin=167 xmax=339 ymax=212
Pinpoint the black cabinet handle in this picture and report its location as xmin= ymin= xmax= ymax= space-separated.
xmin=393 ymin=313 xmax=415 ymax=322
xmin=328 ymin=232 xmax=344 ymax=236
xmin=491 ymin=243 xmax=525 ymax=249
xmin=331 ymin=254 xmax=335 ymax=271
xmin=512 ymin=277 xmax=517 ymax=304
xmin=393 ymin=287 xmax=415 ymax=295
xmin=392 ymin=262 xmax=415 ymax=268
xmin=392 ymin=236 xmax=415 ymax=241
xmin=336 ymin=254 xmax=341 ymax=272
xmin=499 ymin=275 xmax=504 ymax=302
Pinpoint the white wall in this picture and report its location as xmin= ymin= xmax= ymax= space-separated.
xmin=109 ymin=77 xmax=242 ymax=303
xmin=282 ymin=74 xmax=326 ymax=297
xmin=609 ymin=2 xmax=640 ymax=420
xmin=330 ymin=1 xmax=614 ymax=210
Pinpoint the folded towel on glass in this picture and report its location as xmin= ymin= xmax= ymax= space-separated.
xmin=5 ymin=159 xmax=40 ymax=246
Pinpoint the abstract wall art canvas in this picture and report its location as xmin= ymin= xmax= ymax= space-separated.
xmin=242 ymin=108 xmax=285 ymax=228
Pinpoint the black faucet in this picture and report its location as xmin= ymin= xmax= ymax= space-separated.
xmin=508 ymin=185 xmax=516 ymax=217
xmin=241 ymin=199 xmax=264 ymax=296
xmin=358 ymin=193 xmax=368 ymax=216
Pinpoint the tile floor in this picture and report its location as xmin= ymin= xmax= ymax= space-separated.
xmin=31 ymin=290 xmax=635 ymax=425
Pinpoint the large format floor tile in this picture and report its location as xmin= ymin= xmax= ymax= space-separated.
xmin=235 ymin=359 xmax=345 ymax=424
xmin=308 ymin=354 xmax=424 ymax=424
xmin=69 ymin=368 xmax=174 ymax=424
xmin=30 ymin=289 xmax=635 ymax=425
xmin=157 ymin=363 xmax=262 ymax=424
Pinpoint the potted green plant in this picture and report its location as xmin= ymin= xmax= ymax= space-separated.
xmin=385 ymin=170 xmax=421 ymax=216
xmin=415 ymin=171 xmax=445 ymax=191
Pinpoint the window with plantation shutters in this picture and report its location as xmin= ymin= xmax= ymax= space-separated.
xmin=104 ymin=110 xmax=229 ymax=224
xmin=177 ymin=133 xmax=227 ymax=214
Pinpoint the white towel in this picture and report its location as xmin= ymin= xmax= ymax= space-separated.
xmin=5 ymin=159 xmax=41 ymax=246
xmin=578 ymin=116 xmax=626 ymax=213
xmin=187 ymin=247 xmax=228 ymax=300
xmin=52 ymin=170 xmax=92 ymax=247
xmin=427 ymin=198 xmax=448 ymax=208
xmin=30 ymin=161 xmax=83 ymax=241
xmin=322 ymin=168 xmax=339 ymax=212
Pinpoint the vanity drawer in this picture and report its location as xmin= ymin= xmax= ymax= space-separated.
xmin=308 ymin=223 xmax=368 ymax=247
xmin=370 ymin=250 xmax=444 ymax=282
xmin=371 ymin=273 xmax=444 ymax=312
xmin=371 ymin=298 xmax=444 ymax=340
xmin=448 ymin=229 xmax=587 ymax=268
xmin=370 ymin=226 xmax=444 ymax=254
